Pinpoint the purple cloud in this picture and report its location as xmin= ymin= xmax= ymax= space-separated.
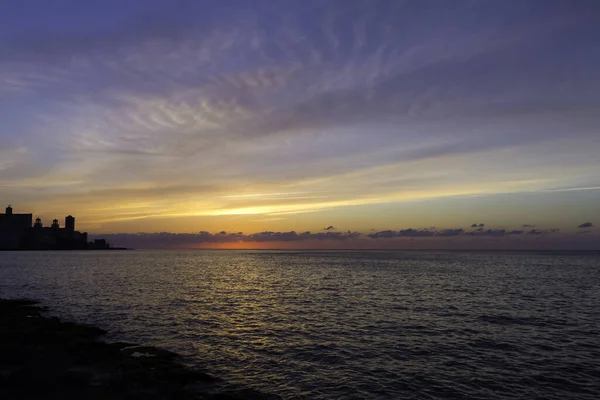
xmin=468 ymin=229 xmax=506 ymax=237
xmin=89 ymin=224 xmax=590 ymax=249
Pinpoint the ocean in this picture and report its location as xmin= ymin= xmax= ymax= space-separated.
xmin=0 ymin=250 xmax=598 ymax=399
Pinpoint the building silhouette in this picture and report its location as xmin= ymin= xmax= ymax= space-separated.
xmin=65 ymin=215 xmax=75 ymax=233
xmin=0 ymin=205 xmax=33 ymax=249
xmin=0 ymin=205 xmax=114 ymax=250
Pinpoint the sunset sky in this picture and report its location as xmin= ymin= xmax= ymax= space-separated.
xmin=1 ymin=0 xmax=599 ymax=249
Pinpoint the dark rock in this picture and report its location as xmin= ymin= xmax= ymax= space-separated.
xmin=208 ymin=388 xmax=283 ymax=399
xmin=0 ymin=298 xmax=278 ymax=400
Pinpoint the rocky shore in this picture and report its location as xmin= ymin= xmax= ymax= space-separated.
xmin=0 ymin=299 xmax=280 ymax=400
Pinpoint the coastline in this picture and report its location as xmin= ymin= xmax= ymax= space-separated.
xmin=0 ymin=248 xmax=130 ymax=251
xmin=0 ymin=298 xmax=279 ymax=399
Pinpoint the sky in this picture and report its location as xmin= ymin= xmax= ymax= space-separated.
xmin=1 ymin=0 xmax=599 ymax=249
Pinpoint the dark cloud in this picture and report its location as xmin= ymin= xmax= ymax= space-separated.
xmin=367 ymin=226 xmax=561 ymax=240
xmin=523 ymin=228 xmax=560 ymax=235
xmin=522 ymin=224 xmax=535 ymax=228
xmin=368 ymin=230 xmax=399 ymax=239
xmin=468 ymin=228 xmax=560 ymax=237
xmin=368 ymin=228 xmax=435 ymax=239
xmin=324 ymin=225 xmax=336 ymax=231
xmin=95 ymin=224 xmax=570 ymax=248
xmin=248 ymin=230 xmax=361 ymax=242
xmin=438 ymin=229 xmax=465 ymax=237
xmin=98 ymin=230 xmax=363 ymax=248
xmin=468 ymin=229 xmax=506 ymax=237
xmin=471 ymin=223 xmax=478 ymax=228
xmin=368 ymin=228 xmax=463 ymax=238
xmin=399 ymin=228 xmax=436 ymax=237
xmin=479 ymin=223 xmax=485 ymax=227
xmin=578 ymin=222 xmax=593 ymax=228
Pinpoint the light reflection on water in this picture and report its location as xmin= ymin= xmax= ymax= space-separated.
xmin=1 ymin=250 xmax=599 ymax=399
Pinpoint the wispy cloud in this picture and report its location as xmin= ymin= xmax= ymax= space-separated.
xmin=0 ymin=147 xmax=29 ymax=170
xmin=1 ymin=0 xmax=599 ymax=233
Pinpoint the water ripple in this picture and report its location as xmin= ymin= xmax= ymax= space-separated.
xmin=1 ymin=250 xmax=599 ymax=399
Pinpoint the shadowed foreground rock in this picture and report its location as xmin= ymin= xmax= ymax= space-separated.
xmin=0 ymin=299 xmax=280 ymax=400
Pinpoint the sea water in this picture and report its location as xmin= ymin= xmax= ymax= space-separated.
xmin=0 ymin=250 xmax=598 ymax=399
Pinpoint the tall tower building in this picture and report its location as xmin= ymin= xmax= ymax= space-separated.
xmin=6 ymin=205 xmax=12 ymax=216
xmin=65 ymin=215 xmax=75 ymax=232
xmin=51 ymin=219 xmax=59 ymax=229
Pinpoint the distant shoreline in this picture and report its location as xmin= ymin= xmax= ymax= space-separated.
xmin=0 ymin=247 xmax=130 ymax=251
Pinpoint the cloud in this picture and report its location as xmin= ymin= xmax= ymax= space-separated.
xmin=522 ymin=224 xmax=535 ymax=228
xmin=108 ymin=227 xmax=469 ymax=247
xmin=467 ymin=229 xmax=505 ymax=237
xmin=368 ymin=229 xmax=433 ymax=238
xmin=1 ymin=0 xmax=600 ymax=230
xmin=91 ymin=224 xmax=583 ymax=249
xmin=437 ymin=229 xmax=465 ymax=237
xmin=250 ymin=230 xmax=361 ymax=242
xmin=367 ymin=230 xmax=397 ymax=239
xmin=524 ymin=228 xmax=559 ymax=235
xmin=324 ymin=225 xmax=337 ymax=231
xmin=366 ymin=226 xmax=563 ymax=240
xmin=578 ymin=222 xmax=593 ymax=228
xmin=368 ymin=228 xmax=466 ymax=238
xmin=98 ymin=229 xmax=362 ymax=248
